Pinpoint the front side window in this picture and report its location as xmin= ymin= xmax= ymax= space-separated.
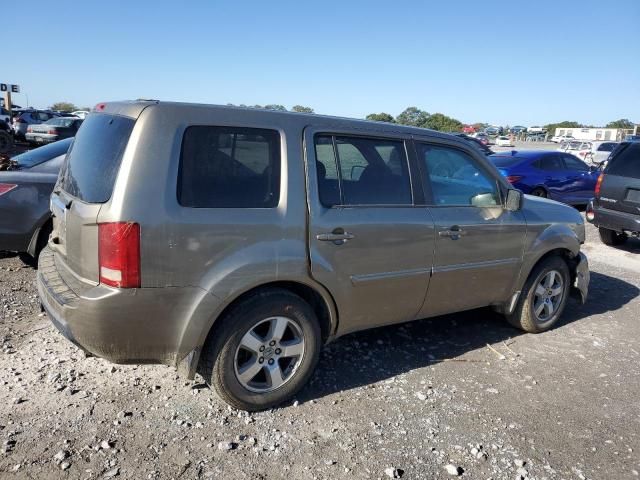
xmin=179 ymin=126 xmax=281 ymax=208
xmin=417 ymin=143 xmax=500 ymax=207
xmin=314 ymin=135 xmax=412 ymax=206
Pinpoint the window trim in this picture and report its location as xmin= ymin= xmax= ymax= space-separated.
xmin=177 ymin=124 xmax=282 ymax=209
xmin=413 ymin=138 xmax=505 ymax=208
xmin=313 ymin=132 xmax=417 ymax=208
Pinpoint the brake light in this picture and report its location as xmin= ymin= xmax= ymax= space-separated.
xmin=27 ymin=127 xmax=32 ymax=133
xmin=0 ymin=183 xmax=17 ymax=196
xmin=586 ymin=203 xmax=595 ymax=221
xmin=506 ymin=175 xmax=523 ymax=184
xmin=47 ymin=129 xmax=58 ymax=135
xmin=94 ymin=103 xmax=106 ymax=112
xmin=595 ymin=173 xmax=605 ymax=197
xmin=98 ymin=222 xmax=140 ymax=288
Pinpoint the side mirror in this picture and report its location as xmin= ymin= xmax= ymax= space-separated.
xmin=505 ymin=189 xmax=523 ymax=211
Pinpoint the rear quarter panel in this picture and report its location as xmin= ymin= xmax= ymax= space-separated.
xmin=0 ymin=171 xmax=56 ymax=251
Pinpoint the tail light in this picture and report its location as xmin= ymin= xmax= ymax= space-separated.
xmin=586 ymin=203 xmax=595 ymax=221
xmin=594 ymin=173 xmax=605 ymax=197
xmin=506 ymin=175 xmax=523 ymax=184
xmin=47 ymin=129 xmax=58 ymax=135
xmin=98 ymin=222 xmax=140 ymax=288
xmin=27 ymin=127 xmax=32 ymax=133
xmin=0 ymin=183 xmax=17 ymax=196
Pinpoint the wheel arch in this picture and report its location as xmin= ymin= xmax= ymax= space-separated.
xmin=180 ymin=279 xmax=339 ymax=380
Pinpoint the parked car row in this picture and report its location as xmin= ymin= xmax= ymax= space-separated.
xmin=557 ymin=140 xmax=619 ymax=164
xmin=7 ymin=108 xmax=88 ymax=140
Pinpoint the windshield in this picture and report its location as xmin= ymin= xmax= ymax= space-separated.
xmin=12 ymin=138 xmax=73 ymax=168
xmin=59 ymin=113 xmax=135 ymax=203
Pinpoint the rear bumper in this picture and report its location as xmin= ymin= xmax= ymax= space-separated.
xmin=587 ymin=200 xmax=640 ymax=234
xmin=37 ymin=246 xmax=216 ymax=365
xmin=25 ymin=133 xmax=58 ymax=144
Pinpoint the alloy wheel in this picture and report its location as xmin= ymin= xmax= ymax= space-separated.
xmin=234 ymin=316 xmax=305 ymax=393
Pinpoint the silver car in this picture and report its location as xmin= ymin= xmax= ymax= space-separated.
xmin=38 ymin=101 xmax=589 ymax=411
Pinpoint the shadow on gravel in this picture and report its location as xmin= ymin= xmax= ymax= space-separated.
xmin=0 ymin=251 xmax=18 ymax=259
xmin=605 ymin=237 xmax=640 ymax=254
xmin=302 ymin=271 xmax=639 ymax=400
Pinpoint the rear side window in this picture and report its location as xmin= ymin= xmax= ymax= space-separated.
xmin=534 ymin=154 xmax=563 ymax=171
xmin=606 ymin=143 xmax=640 ymax=179
xmin=598 ymin=142 xmax=616 ymax=152
xmin=59 ymin=114 xmax=134 ymax=202
xmin=178 ymin=126 xmax=281 ymax=208
xmin=314 ymin=134 xmax=412 ymax=206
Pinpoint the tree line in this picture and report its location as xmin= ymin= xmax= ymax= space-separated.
xmin=48 ymin=101 xmax=635 ymax=133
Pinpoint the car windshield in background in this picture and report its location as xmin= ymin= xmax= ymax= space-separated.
xmin=598 ymin=143 xmax=617 ymax=152
xmin=489 ymin=155 xmax=523 ymax=167
xmin=46 ymin=118 xmax=77 ymax=127
xmin=12 ymin=138 xmax=73 ymax=168
xmin=59 ymin=113 xmax=135 ymax=203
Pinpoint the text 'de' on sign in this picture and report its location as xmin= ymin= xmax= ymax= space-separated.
xmin=0 ymin=84 xmax=20 ymax=93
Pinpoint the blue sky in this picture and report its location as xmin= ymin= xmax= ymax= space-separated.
xmin=5 ymin=0 xmax=639 ymax=126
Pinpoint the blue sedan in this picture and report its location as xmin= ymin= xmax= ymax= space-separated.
xmin=489 ymin=150 xmax=600 ymax=205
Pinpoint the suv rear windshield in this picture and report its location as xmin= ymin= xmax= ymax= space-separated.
xmin=605 ymin=142 xmax=640 ymax=179
xmin=59 ymin=114 xmax=135 ymax=203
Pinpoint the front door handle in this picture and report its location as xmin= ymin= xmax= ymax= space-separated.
xmin=316 ymin=229 xmax=355 ymax=244
xmin=438 ymin=226 xmax=467 ymax=240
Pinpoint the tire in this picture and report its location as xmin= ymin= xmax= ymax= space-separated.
xmin=598 ymin=227 xmax=627 ymax=246
xmin=506 ymin=256 xmax=570 ymax=333
xmin=530 ymin=187 xmax=547 ymax=198
xmin=198 ymin=288 xmax=322 ymax=411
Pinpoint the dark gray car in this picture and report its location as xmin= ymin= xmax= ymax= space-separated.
xmin=38 ymin=101 xmax=589 ymax=411
xmin=0 ymin=138 xmax=72 ymax=264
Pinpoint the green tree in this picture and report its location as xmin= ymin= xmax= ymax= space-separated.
xmin=366 ymin=112 xmax=395 ymax=123
xmin=543 ymin=121 xmax=582 ymax=136
xmin=291 ymin=105 xmax=314 ymax=113
xmin=50 ymin=102 xmax=77 ymax=112
xmin=606 ymin=118 xmax=634 ymax=129
xmin=263 ymin=104 xmax=287 ymax=111
xmin=395 ymin=107 xmax=429 ymax=127
xmin=423 ymin=112 xmax=464 ymax=132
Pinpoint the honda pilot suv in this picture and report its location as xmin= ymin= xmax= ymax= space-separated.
xmin=587 ymin=141 xmax=640 ymax=245
xmin=38 ymin=101 xmax=589 ymax=411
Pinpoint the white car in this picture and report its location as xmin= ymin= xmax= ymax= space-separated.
xmin=576 ymin=141 xmax=618 ymax=165
xmin=551 ymin=135 xmax=575 ymax=143
xmin=495 ymin=135 xmax=514 ymax=147
xmin=70 ymin=110 xmax=90 ymax=119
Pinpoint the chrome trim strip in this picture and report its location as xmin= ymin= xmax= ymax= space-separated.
xmin=433 ymin=257 xmax=520 ymax=274
xmin=350 ymin=268 xmax=431 ymax=285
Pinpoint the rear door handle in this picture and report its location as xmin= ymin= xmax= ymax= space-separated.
xmin=316 ymin=229 xmax=355 ymax=244
xmin=438 ymin=226 xmax=467 ymax=240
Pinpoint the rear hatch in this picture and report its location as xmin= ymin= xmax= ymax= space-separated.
xmin=599 ymin=142 xmax=640 ymax=215
xmin=49 ymin=108 xmax=140 ymax=284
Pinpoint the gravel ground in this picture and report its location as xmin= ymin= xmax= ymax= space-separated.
xmin=1 ymin=218 xmax=639 ymax=480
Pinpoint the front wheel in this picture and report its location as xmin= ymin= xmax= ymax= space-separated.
xmin=598 ymin=227 xmax=627 ymax=246
xmin=506 ymin=256 xmax=570 ymax=333
xmin=199 ymin=289 xmax=322 ymax=411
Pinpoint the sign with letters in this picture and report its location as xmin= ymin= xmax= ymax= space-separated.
xmin=0 ymin=83 xmax=20 ymax=93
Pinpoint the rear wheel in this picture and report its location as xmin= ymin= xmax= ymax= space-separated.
xmin=598 ymin=227 xmax=627 ymax=246
xmin=530 ymin=187 xmax=547 ymax=198
xmin=506 ymin=256 xmax=570 ymax=333
xmin=199 ymin=289 xmax=322 ymax=411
